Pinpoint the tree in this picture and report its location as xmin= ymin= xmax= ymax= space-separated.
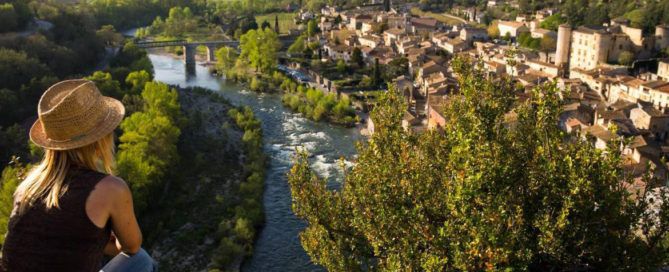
xmin=274 ymin=15 xmax=280 ymax=34
xmin=307 ymin=19 xmax=318 ymax=37
xmin=260 ymin=20 xmax=271 ymax=30
xmin=336 ymin=59 xmax=346 ymax=73
xmin=288 ymin=35 xmax=306 ymax=55
xmin=96 ymin=25 xmax=123 ymax=47
xmin=372 ymin=21 xmax=388 ymax=35
xmin=351 ymin=47 xmax=364 ymax=67
xmin=540 ymin=13 xmax=565 ymax=31
xmin=487 ymin=21 xmax=500 ymax=39
xmin=383 ymin=57 xmax=409 ymax=81
xmin=86 ymin=71 xmax=123 ymax=99
xmin=618 ymin=51 xmax=634 ymax=66
xmin=0 ymin=48 xmax=50 ymax=91
xmin=215 ymin=46 xmax=239 ymax=72
xmin=162 ymin=7 xmax=198 ymax=37
xmin=239 ymin=28 xmax=281 ymax=73
xmin=288 ymin=57 xmax=669 ymax=271
xmin=372 ymin=58 xmax=381 ymax=86
xmin=117 ymin=82 xmax=181 ymax=214
xmin=125 ymin=70 xmax=152 ymax=94
xmin=0 ymin=3 xmax=19 ymax=33
xmin=540 ymin=35 xmax=557 ymax=55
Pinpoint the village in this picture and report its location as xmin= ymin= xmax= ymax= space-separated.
xmin=272 ymin=0 xmax=669 ymax=182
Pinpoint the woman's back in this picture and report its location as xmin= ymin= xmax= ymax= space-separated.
xmin=2 ymin=167 xmax=111 ymax=272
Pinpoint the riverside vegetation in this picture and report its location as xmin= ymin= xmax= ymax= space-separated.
xmin=212 ymin=28 xmax=358 ymax=126
xmin=288 ymin=57 xmax=669 ymax=271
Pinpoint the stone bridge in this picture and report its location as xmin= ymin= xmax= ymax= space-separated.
xmin=135 ymin=40 xmax=240 ymax=67
xmin=135 ymin=37 xmax=295 ymax=67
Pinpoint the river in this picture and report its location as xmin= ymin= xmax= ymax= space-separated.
xmin=148 ymin=53 xmax=362 ymax=271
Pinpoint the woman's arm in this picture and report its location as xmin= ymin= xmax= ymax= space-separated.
xmin=100 ymin=176 xmax=142 ymax=255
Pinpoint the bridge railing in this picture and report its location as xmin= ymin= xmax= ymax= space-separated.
xmin=134 ymin=40 xmax=188 ymax=48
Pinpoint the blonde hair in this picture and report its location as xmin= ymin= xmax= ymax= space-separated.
xmin=15 ymin=133 xmax=116 ymax=215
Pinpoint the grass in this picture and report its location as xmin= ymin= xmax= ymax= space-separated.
xmin=255 ymin=12 xmax=298 ymax=35
xmin=410 ymin=7 xmax=466 ymax=25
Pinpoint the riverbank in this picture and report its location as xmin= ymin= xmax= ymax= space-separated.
xmin=144 ymin=87 xmax=263 ymax=271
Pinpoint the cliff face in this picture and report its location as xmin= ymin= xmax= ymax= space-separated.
xmin=141 ymin=88 xmax=246 ymax=271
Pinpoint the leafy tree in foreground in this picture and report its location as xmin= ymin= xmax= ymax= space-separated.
xmin=288 ymin=57 xmax=669 ymax=271
xmin=117 ymin=82 xmax=181 ymax=214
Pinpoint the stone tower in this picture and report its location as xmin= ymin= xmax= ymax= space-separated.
xmin=555 ymin=24 xmax=572 ymax=67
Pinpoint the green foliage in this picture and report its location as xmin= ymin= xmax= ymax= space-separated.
xmin=288 ymin=35 xmax=306 ymax=55
xmin=87 ymin=71 xmax=123 ymax=99
xmin=0 ymin=3 xmax=19 ymax=33
xmin=560 ymin=0 xmax=669 ymax=33
xmin=210 ymin=237 xmax=243 ymax=268
xmin=517 ymin=32 xmax=541 ymax=50
xmin=0 ymin=158 xmax=26 ymax=246
xmin=288 ymin=57 xmax=669 ymax=271
xmin=383 ymin=57 xmax=409 ymax=82
xmin=372 ymin=58 xmax=382 ymax=87
xmin=143 ymin=6 xmax=198 ymax=38
xmin=96 ymin=25 xmax=124 ymax=47
xmin=238 ymin=28 xmax=281 ymax=73
xmin=351 ymin=47 xmax=364 ymax=67
xmin=307 ymin=19 xmax=319 ymax=37
xmin=540 ymin=35 xmax=557 ymax=53
xmin=540 ymin=13 xmax=565 ymax=31
xmin=111 ymin=42 xmax=154 ymax=76
xmin=281 ymin=77 xmax=357 ymax=126
xmin=249 ymin=76 xmax=264 ymax=92
xmin=487 ymin=21 xmax=500 ymax=39
xmin=336 ymin=59 xmax=346 ymax=73
xmin=210 ymin=106 xmax=266 ymax=269
xmin=125 ymin=70 xmax=152 ymax=95
xmin=255 ymin=13 xmax=296 ymax=35
xmin=214 ymin=46 xmax=238 ymax=74
xmin=117 ymin=82 xmax=182 ymax=214
xmin=0 ymin=48 xmax=50 ymax=91
xmin=85 ymin=0 xmax=190 ymax=29
xmin=260 ymin=20 xmax=271 ymax=30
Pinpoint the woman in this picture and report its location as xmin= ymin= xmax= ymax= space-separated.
xmin=1 ymin=79 xmax=155 ymax=272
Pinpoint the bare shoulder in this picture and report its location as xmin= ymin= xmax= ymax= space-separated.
xmin=96 ymin=175 xmax=132 ymax=197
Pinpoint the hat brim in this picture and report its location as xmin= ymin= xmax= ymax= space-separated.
xmin=30 ymin=97 xmax=126 ymax=151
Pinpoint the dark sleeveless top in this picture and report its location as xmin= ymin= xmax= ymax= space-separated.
xmin=1 ymin=167 xmax=112 ymax=272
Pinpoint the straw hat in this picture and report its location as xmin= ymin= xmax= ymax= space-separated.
xmin=30 ymin=79 xmax=125 ymax=150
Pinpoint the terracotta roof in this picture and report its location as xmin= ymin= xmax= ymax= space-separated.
xmin=575 ymin=25 xmax=608 ymax=34
xmin=498 ymin=20 xmax=526 ymax=29
xmin=583 ymin=125 xmax=616 ymax=141
xmin=526 ymin=59 xmax=558 ymax=68
xmin=566 ymin=117 xmax=584 ymax=128
xmin=531 ymin=28 xmax=554 ymax=35
xmin=411 ymin=17 xmax=438 ymax=28
xmin=656 ymin=85 xmax=669 ymax=94
xmin=642 ymin=80 xmax=669 ymax=89
xmin=385 ymin=27 xmax=405 ymax=35
xmin=360 ymin=46 xmax=373 ymax=54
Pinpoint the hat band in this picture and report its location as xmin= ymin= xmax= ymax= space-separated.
xmin=46 ymin=110 xmax=113 ymax=143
